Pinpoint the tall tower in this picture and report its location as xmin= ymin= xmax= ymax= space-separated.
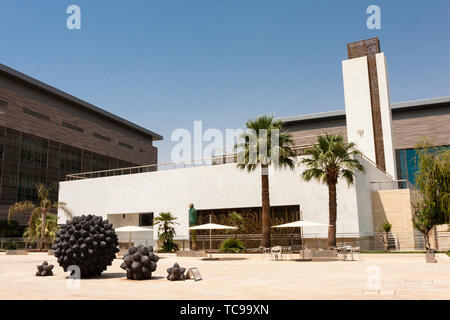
xmin=342 ymin=38 xmax=397 ymax=179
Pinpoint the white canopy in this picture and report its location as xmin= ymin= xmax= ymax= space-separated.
xmin=189 ymin=222 xmax=237 ymax=260
xmin=272 ymin=220 xmax=329 ymax=228
xmin=114 ymin=226 xmax=153 ymax=232
xmin=189 ymin=223 xmax=237 ymax=230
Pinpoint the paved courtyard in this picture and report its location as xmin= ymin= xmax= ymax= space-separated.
xmin=0 ymin=252 xmax=449 ymax=299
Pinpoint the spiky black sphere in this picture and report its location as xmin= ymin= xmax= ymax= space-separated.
xmin=36 ymin=261 xmax=54 ymax=277
xmin=52 ymin=214 xmax=119 ymax=278
xmin=166 ymin=263 xmax=186 ymax=281
xmin=120 ymin=245 xmax=159 ymax=280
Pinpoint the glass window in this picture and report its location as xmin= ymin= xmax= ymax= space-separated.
xmin=139 ymin=213 xmax=154 ymax=226
xmin=93 ymin=132 xmax=111 ymax=142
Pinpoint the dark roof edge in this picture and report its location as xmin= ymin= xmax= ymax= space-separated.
xmin=0 ymin=63 xmax=163 ymax=141
xmin=279 ymin=96 xmax=450 ymax=125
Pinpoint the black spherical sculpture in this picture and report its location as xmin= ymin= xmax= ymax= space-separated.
xmin=120 ymin=245 xmax=159 ymax=280
xmin=166 ymin=263 xmax=186 ymax=281
xmin=36 ymin=261 xmax=54 ymax=276
xmin=52 ymin=214 xmax=119 ymax=278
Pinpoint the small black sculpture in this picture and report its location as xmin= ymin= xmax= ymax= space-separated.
xmin=52 ymin=214 xmax=120 ymax=278
xmin=166 ymin=263 xmax=186 ymax=281
xmin=120 ymin=245 xmax=159 ymax=280
xmin=36 ymin=261 xmax=54 ymax=276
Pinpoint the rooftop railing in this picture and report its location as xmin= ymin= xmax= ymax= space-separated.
xmin=66 ymin=144 xmax=314 ymax=181
xmin=65 ymin=143 xmax=397 ymax=182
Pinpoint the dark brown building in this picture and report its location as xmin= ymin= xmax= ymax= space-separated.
xmin=0 ymin=64 xmax=162 ymax=225
xmin=280 ymin=96 xmax=450 ymax=186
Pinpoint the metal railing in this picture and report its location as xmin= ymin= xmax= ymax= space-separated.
xmin=0 ymin=237 xmax=54 ymax=250
xmin=66 ymin=144 xmax=315 ymax=181
xmin=66 ymin=143 xmax=397 ymax=182
xmin=370 ymin=179 xmax=416 ymax=191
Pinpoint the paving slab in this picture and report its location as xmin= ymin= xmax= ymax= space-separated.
xmin=0 ymin=252 xmax=449 ymax=299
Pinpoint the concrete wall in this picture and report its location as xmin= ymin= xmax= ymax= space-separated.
xmin=342 ymin=56 xmax=377 ymax=162
xmin=371 ymin=189 xmax=417 ymax=250
xmin=58 ymin=155 xmax=391 ymax=241
xmin=354 ymin=155 xmax=396 ymax=237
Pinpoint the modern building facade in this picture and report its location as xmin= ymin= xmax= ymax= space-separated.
xmin=58 ymin=38 xmax=450 ymax=250
xmin=280 ymin=96 xmax=450 ymax=186
xmin=0 ymin=64 xmax=162 ymax=225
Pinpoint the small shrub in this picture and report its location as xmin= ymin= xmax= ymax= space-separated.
xmin=381 ymin=221 xmax=392 ymax=233
xmin=220 ymin=238 xmax=244 ymax=253
xmin=4 ymin=242 xmax=18 ymax=250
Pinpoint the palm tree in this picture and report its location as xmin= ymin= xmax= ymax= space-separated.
xmin=154 ymin=212 xmax=179 ymax=252
xmin=8 ymin=183 xmax=72 ymax=250
xmin=301 ymin=134 xmax=365 ymax=248
xmin=234 ymin=115 xmax=295 ymax=248
xmin=228 ymin=211 xmax=245 ymax=239
xmin=23 ymin=214 xmax=60 ymax=239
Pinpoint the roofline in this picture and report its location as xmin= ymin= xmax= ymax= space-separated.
xmin=279 ymin=96 xmax=450 ymax=125
xmin=0 ymin=63 xmax=163 ymax=141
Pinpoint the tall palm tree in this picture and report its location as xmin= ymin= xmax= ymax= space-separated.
xmin=301 ymin=134 xmax=365 ymax=248
xmin=234 ymin=115 xmax=295 ymax=248
xmin=8 ymin=183 xmax=72 ymax=250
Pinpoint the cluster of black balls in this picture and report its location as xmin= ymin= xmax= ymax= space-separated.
xmin=35 ymin=261 xmax=54 ymax=276
xmin=166 ymin=263 xmax=186 ymax=281
xmin=120 ymin=245 xmax=159 ymax=280
xmin=52 ymin=214 xmax=119 ymax=278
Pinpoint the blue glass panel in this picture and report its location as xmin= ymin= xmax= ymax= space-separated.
xmin=405 ymin=149 xmax=418 ymax=186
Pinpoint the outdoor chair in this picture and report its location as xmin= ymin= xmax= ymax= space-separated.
xmin=271 ymin=246 xmax=282 ymax=260
xmin=260 ymin=247 xmax=272 ymax=260
xmin=281 ymin=246 xmax=294 ymax=261
xmin=350 ymin=246 xmax=363 ymax=261
xmin=335 ymin=246 xmax=350 ymax=261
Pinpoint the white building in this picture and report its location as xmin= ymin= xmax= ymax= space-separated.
xmin=58 ymin=38 xmax=420 ymax=250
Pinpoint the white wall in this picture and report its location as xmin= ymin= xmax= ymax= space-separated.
xmin=58 ymin=156 xmax=390 ymax=240
xmin=354 ymin=156 xmax=395 ymax=236
xmin=376 ymin=52 xmax=397 ymax=179
xmin=342 ymin=56 xmax=377 ymax=162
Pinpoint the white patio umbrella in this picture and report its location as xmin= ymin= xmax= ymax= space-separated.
xmin=114 ymin=225 xmax=153 ymax=247
xmin=272 ymin=220 xmax=329 ymax=259
xmin=188 ymin=217 xmax=237 ymax=260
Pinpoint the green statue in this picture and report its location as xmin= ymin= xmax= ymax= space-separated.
xmin=189 ymin=203 xmax=197 ymax=226
xmin=189 ymin=203 xmax=198 ymax=250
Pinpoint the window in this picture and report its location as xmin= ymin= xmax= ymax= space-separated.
xmin=139 ymin=213 xmax=154 ymax=226
xmin=23 ymin=107 xmax=50 ymax=121
xmin=119 ymin=142 xmax=133 ymax=150
xmin=0 ymin=99 xmax=7 ymax=115
xmin=20 ymin=135 xmax=48 ymax=169
xmin=60 ymin=145 xmax=82 ymax=173
xmin=93 ymin=132 xmax=111 ymax=142
xmin=396 ymin=145 xmax=450 ymax=187
xmin=92 ymin=153 xmax=109 ymax=171
xmin=62 ymin=121 xmax=84 ymax=133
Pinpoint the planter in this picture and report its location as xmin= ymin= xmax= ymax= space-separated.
xmin=425 ymin=251 xmax=437 ymax=263
xmin=5 ymin=250 xmax=28 ymax=255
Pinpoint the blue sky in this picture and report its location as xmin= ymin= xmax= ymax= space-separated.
xmin=0 ymin=0 xmax=449 ymax=163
